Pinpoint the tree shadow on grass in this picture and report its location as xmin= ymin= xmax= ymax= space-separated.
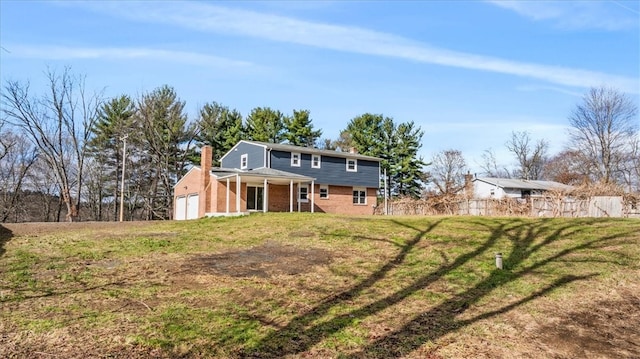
xmin=241 ymin=217 xmax=636 ymax=358
xmin=0 ymin=224 xmax=12 ymax=259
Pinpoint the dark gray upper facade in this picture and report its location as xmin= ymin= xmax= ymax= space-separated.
xmin=220 ymin=141 xmax=380 ymax=188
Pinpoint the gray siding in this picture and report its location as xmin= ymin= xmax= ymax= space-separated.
xmin=221 ymin=142 xmax=266 ymax=169
xmin=270 ymin=150 xmax=379 ymax=188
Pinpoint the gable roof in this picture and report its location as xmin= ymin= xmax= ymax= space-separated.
xmin=224 ymin=140 xmax=381 ymax=162
xmin=172 ymin=166 xmax=201 ymax=188
xmin=473 ymin=177 xmax=573 ymax=191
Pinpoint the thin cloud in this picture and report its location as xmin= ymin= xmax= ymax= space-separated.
xmin=516 ymin=85 xmax=584 ymax=97
xmin=486 ymin=0 xmax=638 ymax=31
xmin=7 ymin=44 xmax=254 ymax=68
xmin=71 ymin=1 xmax=639 ymax=93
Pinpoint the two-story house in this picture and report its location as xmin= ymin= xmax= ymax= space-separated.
xmin=174 ymin=140 xmax=381 ymax=219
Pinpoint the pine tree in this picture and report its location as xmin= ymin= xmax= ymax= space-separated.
xmin=245 ymin=107 xmax=285 ymax=143
xmin=195 ymin=102 xmax=244 ymax=165
xmin=136 ymin=85 xmax=196 ymax=220
xmin=284 ymin=109 xmax=322 ymax=147
xmin=343 ymin=114 xmax=426 ymax=199
xmin=392 ymin=121 xmax=427 ymax=198
xmin=87 ymin=95 xmax=135 ymax=221
xmin=346 ymin=113 xmax=384 ymax=156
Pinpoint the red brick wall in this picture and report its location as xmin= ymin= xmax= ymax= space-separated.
xmin=268 ymin=184 xmax=292 ymax=212
xmin=177 ymin=171 xmax=379 ymax=217
xmin=173 ymin=168 xmax=203 ymax=219
xmin=213 ymin=179 xmax=247 ymax=213
xmin=311 ymin=185 xmax=376 ymax=215
xmin=260 ymin=183 xmax=377 ymax=215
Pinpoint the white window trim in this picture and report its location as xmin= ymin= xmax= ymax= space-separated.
xmin=298 ymin=184 xmax=309 ymax=203
xmin=353 ymin=187 xmax=367 ymax=205
xmin=346 ymin=158 xmax=357 ymax=172
xmin=311 ymin=154 xmax=321 ymax=169
xmin=319 ymin=185 xmax=329 ymax=199
xmin=291 ymin=152 xmax=301 ymax=167
xmin=240 ymin=154 xmax=248 ymax=169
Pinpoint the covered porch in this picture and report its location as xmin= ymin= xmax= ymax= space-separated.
xmin=209 ymin=168 xmax=316 ymax=215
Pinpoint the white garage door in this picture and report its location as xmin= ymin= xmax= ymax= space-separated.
xmin=187 ymin=194 xmax=199 ymax=220
xmin=175 ymin=196 xmax=186 ymax=220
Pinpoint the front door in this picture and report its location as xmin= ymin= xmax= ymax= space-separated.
xmin=247 ymin=186 xmax=264 ymax=211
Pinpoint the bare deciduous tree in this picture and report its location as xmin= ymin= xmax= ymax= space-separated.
xmin=429 ymin=149 xmax=468 ymax=195
xmin=568 ymin=86 xmax=638 ymax=184
xmin=1 ymin=68 xmax=101 ymax=221
xmin=542 ymin=150 xmax=587 ymax=185
xmin=0 ymin=122 xmax=38 ymax=222
xmin=505 ymin=131 xmax=548 ymax=180
xmin=619 ymin=135 xmax=640 ymax=192
xmin=479 ymin=148 xmax=510 ymax=178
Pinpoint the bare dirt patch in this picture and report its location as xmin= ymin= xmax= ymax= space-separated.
xmin=532 ymin=287 xmax=640 ymax=358
xmin=184 ymin=240 xmax=334 ymax=278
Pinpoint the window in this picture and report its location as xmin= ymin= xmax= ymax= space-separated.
xmin=353 ymin=187 xmax=366 ymax=205
xmin=346 ymin=158 xmax=357 ymax=172
xmin=241 ymin=154 xmax=248 ymax=169
xmin=312 ymin=154 xmax=321 ymax=168
xmin=298 ymin=185 xmax=308 ymax=202
xmin=319 ymin=185 xmax=329 ymax=199
xmin=291 ymin=152 xmax=301 ymax=167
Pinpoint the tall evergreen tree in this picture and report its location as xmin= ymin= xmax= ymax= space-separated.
xmin=87 ymin=95 xmax=135 ymax=220
xmin=136 ymin=85 xmax=196 ymax=220
xmin=392 ymin=121 xmax=427 ymax=198
xmin=219 ymin=109 xmax=245 ymax=153
xmin=245 ymin=107 xmax=285 ymax=143
xmin=284 ymin=109 xmax=322 ymax=147
xmin=195 ymin=102 xmax=244 ymax=165
xmin=346 ymin=113 xmax=384 ymax=156
xmin=343 ymin=114 xmax=426 ymax=199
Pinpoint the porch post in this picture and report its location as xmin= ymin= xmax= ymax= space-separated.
xmin=236 ymin=174 xmax=241 ymax=213
xmin=263 ymin=178 xmax=268 ymax=213
xmin=226 ymin=177 xmax=230 ymax=214
xmin=289 ymin=179 xmax=294 ymax=212
xmin=311 ymin=180 xmax=315 ymax=213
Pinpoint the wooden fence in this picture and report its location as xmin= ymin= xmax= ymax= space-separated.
xmin=381 ymin=196 xmax=640 ymax=218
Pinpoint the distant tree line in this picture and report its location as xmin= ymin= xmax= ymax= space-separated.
xmin=426 ymin=86 xmax=639 ymax=197
xmin=2 ymin=69 xmax=638 ymax=222
xmin=1 ymin=68 xmax=428 ymax=222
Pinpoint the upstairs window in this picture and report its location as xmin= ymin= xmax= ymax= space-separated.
xmin=346 ymin=158 xmax=357 ymax=172
xmin=312 ymin=154 xmax=321 ymax=169
xmin=291 ymin=152 xmax=301 ymax=167
xmin=241 ymin=154 xmax=248 ymax=169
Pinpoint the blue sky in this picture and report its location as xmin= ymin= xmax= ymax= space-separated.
xmin=1 ymin=0 xmax=638 ymax=174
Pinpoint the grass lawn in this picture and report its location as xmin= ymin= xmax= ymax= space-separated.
xmin=1 ymin=214 xmax=639 ymax=358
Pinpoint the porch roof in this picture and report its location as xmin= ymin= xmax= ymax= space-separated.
xmin=211 ymin=167 xmax=315 ymax=184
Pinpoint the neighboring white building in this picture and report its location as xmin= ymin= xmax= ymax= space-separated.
xmin=472 ymin=177 xmax=573 ymax=199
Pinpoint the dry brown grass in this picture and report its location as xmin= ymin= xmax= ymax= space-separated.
xmin=1 ymin=214 xmax=639 ymax=358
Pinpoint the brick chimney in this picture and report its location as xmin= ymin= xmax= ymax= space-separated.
xmin=199 ymin=145 xmax=213 ymax=217
xmin=464 ymin=172 xmax=474 ymax=198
